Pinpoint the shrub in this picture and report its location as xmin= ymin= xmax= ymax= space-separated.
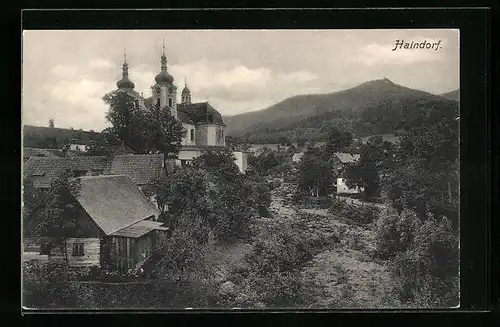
xmin=329 ymin=199 xmax=381 ymax=225
xmin=388 ymin=215 xmax=459 ymax=307
xmin=374 ymin=207 xmax=421 ymax=259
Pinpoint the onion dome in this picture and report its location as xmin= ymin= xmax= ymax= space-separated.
xmin=155 ymin=41 xmax=174 ymax=85
xmin=117 ymin=52 xmax=135 ymax=90
xmin=181 ymin=78 xmax=190 ymax=95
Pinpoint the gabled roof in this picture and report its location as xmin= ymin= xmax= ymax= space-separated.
xmin=24 ymin=154 xmax=164 ymax=188
xmin=70 ymin=175 xmax=160 ymax=236
xmin=331 ymin=152 xmax=360 ymax=164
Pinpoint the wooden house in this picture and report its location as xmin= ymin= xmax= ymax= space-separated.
xmin=41 ymin=175 xmax=169 ymax=271
xmin=329 ymin=152 xmax=360 ymax=176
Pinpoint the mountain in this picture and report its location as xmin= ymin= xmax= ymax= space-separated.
xmin=439 ymin=89 xmax=460 ymax=102
xmin=225 ymin=78 xmax=444 ymax=137
xmin=224 ymin=78 xmax=458 ymax=144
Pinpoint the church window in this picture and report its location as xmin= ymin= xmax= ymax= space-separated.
xmin=207 ymin=113 xmax=213 ymax=123
xmin=156 ymin=98 xmax=161 ymax=107
xmin=190 ymin=129 xmax=194 ymax=141
xmin=168 ymin=97 xmax=173 ymax=107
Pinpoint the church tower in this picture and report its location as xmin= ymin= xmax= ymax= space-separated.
xmin=181 ymin=78 xmax=192 ymax=104
xmin=151 ymin=40 xmax=177 ymax=119
xmin=116 ymin=50 xmax=135 ymax=92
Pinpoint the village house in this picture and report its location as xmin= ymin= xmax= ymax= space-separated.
xmin=38 ymin=175 xmax=169 ymax=271
xmin=291 ymin=152 xmax=304 ymax=163
xmin=329 ymin=152 xmax=362 ymax=194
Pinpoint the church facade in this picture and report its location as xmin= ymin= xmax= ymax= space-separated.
xmin=114 ymin=45 xmax=246 ymax=172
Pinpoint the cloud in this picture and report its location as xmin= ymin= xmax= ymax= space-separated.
xmin=353 ymin=37 xmax=447 ymax=66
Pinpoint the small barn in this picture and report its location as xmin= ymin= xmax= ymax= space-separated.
xmin=37 ymin=175 xmax=169 ymax=272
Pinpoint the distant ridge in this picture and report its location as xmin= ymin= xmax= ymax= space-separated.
xmin=439 ymin=89 xmax=459 ymax=102
xmin=224 ymin=78 xmax=455 ymax=142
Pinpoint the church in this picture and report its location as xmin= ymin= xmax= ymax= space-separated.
xmin=114 ymin=43 xmax=246 ymax=172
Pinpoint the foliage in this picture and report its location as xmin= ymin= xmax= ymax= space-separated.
xmin=103 ymin=90 xmax=185 ymax=156
xmin=22 ymin=260 xmax=75 ymax=308
xmin=344 ymin=135 xmax=396 ymax=197
xmin=33 ymin=172 xmax=82 ymax=254
xmin=391 ymin=215 xmax=459 ymax=307
xmin=323 ymin=126 xmax=354 ymax=156
xmin=236 ymin=223 xmax=313 ymax=307
xmin=374 ymin=207 xmax=422 ymax=259
xmin=296 ymin=147 xmax=334 ymax=197
xmin=329 ymin=198 xmax=381 ymax=225
xmin=247 ymin=148 xmax=281 ymax=176
xmin=383 ymin=99 xmax=459 ymax=226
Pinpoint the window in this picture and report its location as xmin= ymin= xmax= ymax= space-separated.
xmin=207 ymin=113 xmax=213 ymax=123
xmin=72 ymin=243 xmax=84 ymax=256
xmin=190 ymin=129 xmax=194 ymax=141
xmin=168 ymin=97 xmax=173 ymax=108
xmin=156 ymin=98 xmax=161 ymax=107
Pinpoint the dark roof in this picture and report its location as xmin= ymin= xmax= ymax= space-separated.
xmin=24 ymin=154 xmax=164 ymax=188
xmin=143 ymin=98 xmax=225 ymax=126
xmin=23 ymin=125 xmax=104 ymax=147
xmin=23 ymin=147 xmax=66 ymax=159
xmin=71 ymin=175 xmax=160 ymax=235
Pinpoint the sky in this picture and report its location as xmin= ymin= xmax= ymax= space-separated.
xmin=22 ymin=29 xmax=459 ymax=131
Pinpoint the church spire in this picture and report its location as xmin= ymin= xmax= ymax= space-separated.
xmin=117 ymin=46 xmax=135 ymax=90
xmin=154 ymin=39 xmax=174 ymax=85
xmin=181 ymin=76 xmax=191 ymax=104
xmin=161 ymin=38 xmax=167 ymax=72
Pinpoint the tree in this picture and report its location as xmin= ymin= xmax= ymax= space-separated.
xmin=323 ymin=126 xmax=353 ymax=157
xmin=296 ymin=138 xmax=306 ymax=148
xmin=383 ymin=102 xmax=459 ymax=225
xmin=102 ymin=91 xmax=185 ymax=158
xmin=248 ymin=148 xmax=281 ymax=176
xmin=36 ymin=171 xmax=82 ymax=260
xmin=297 ymin=147 xmax=334 ymax=197
xmin=344 ymin=135 xmax=395 ymax=198
xmin=392 ymin=215 xmax=458 ymax=306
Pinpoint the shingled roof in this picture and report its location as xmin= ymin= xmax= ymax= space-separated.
xmin=331 ymin=152 xmax=361 ymax=164
xmin=24 ymin=154 xmax=164 ymax=188
xmin=71 ymin=175 xmax=160 ymax=235
xmin=110 ymin=154 xmax=164 ymax=185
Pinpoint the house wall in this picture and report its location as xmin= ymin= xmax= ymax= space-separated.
xmin=232 ymin=151 xmax=248 ymax=174
xmin=64 ymin=238 xmax=101 ymax=267
xmin=195 ymin=125 xmax=208 ymax=146
xmin=181 ymin=123 xmax=196 ymax=146
xmin=335 ymin=178 xmax=362 ymax=194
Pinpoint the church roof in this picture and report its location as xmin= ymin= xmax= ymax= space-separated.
xmin=143 ymin=99 xmax=225 ymax=126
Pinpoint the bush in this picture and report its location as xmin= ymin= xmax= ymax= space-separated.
xmin=237 ymin=223 xmax=314 ymax=307
xmin=374 ymin=207 xmax=422 ymax=259
xmin=381 ymin=212 xmax=459 ymax=307
xmin=329 ymin=199 xmax=381 ymax=225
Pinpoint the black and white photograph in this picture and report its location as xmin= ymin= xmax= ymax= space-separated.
xmin=21 ymin=29 xmax=460 ymax=310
